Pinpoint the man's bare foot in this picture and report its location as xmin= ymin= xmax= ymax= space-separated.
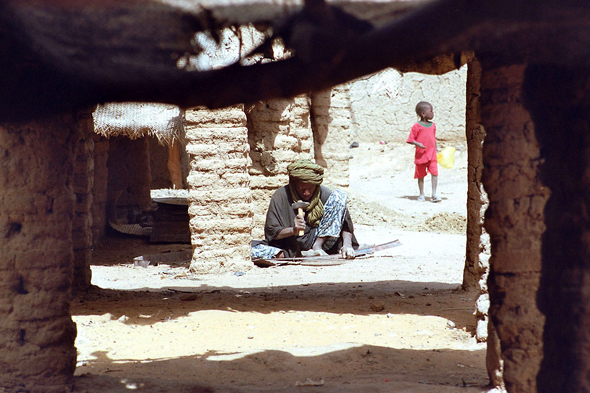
xmin=301 ymin=249 xmax=328 ymax=257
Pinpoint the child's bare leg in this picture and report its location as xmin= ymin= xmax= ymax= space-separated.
xmin=417 ymin=177 xmax=425 ymax=201
xmin=431 ymin=175 xmax=441 ymax=202
xmin=432 ymin=175 xmax=438 ymax=196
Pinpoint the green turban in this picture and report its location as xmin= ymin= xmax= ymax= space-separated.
xmin=287 ymin=160 xmax=324 ymax=185
xmin=287 ymin=160 xmax=324 ymax=227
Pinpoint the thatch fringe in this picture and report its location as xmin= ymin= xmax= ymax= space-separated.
xmin=93 ymin=102 xmax=184 ymax=145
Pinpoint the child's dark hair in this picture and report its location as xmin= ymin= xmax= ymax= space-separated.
xmin=415 ymin=101 xmax=432 ymax=116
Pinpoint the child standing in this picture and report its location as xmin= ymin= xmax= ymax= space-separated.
xmin=406 ymin=101 xmax=441 ymax=202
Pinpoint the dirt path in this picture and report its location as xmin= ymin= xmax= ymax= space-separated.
xmin=72 ymin=143 xmax=493 ymax=393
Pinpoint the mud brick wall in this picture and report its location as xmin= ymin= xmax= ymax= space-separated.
xmin=464 ymin=57 xmax=501 ymax=386
xmin=106 ymin=136 xmax=152 ymax=218
xmin=149 ymin=136 xmax=175 ymax=189
xmin=247 ymin=96 xmax=313 ymax=239
xmin=480 ymin=63 xmax=548 ymax=393
xmin=72 ymin=108 xmax=95 ymax=291
xmin=185 ymin=105 xmax=253 ymax=273
xmin=464 ymin=56 xmax=493 ymax=339
xmin=91 ymin=134 xmax=109 ymax=242
xmin=311 ymin=85 xmax=353 ymax=188
xmin=349 ymin=66 xmax=467 ymax=145
xmin=464 ymin=57 xmax=487 ymax=292
xmin=0 ymin=114 xmax=78 ymax=393
xmin=149 ymin=136 xmax=189 ymax=190
xmin=525 ymin=65 xmax=590 ymax=393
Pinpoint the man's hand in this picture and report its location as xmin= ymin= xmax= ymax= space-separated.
xmin=293 ymin=213 xmax=306 ymax=236
xmin=274 ymin=213 xmax=306 ymax=240
xmin=340 ymin=231 xmax=355 ymax=259
xmin=340 ymin=246 xmax=355 ymax=259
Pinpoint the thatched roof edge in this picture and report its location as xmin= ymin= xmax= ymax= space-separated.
xmin=93 ymin=102 xmax=184 ymax=145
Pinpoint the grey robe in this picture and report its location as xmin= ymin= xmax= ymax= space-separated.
xmin=261 ymin=185 xmax=358 ymax=257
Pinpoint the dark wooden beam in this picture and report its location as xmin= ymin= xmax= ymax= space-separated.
xmin=1 ymin=0 xmax=590 ymax=121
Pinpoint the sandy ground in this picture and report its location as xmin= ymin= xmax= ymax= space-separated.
xmin=72 ymin=143 xmax=495 ymax=393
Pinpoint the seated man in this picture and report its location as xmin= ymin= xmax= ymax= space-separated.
xmin=252 ymin=159 xmax=358 ymax=260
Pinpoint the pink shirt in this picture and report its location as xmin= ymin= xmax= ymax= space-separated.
xmin=407 ymin=122 xmax=437 ymax=164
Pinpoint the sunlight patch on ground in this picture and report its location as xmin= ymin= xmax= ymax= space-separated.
xmin=74 ymin=310 xmax=479 ymax=364
xmin=205 ymin=343 xmax=365 ymax=362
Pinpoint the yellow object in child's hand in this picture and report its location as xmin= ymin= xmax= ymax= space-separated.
xmin=437 ymin=146 xmax=456 ymax=169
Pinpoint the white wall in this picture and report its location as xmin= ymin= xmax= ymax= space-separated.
xmin=349 ymin=65 xmax=468 ymax=145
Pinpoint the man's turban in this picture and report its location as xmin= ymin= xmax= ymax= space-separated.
xmin=287 ymin=160 xmax=324 ymax=185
